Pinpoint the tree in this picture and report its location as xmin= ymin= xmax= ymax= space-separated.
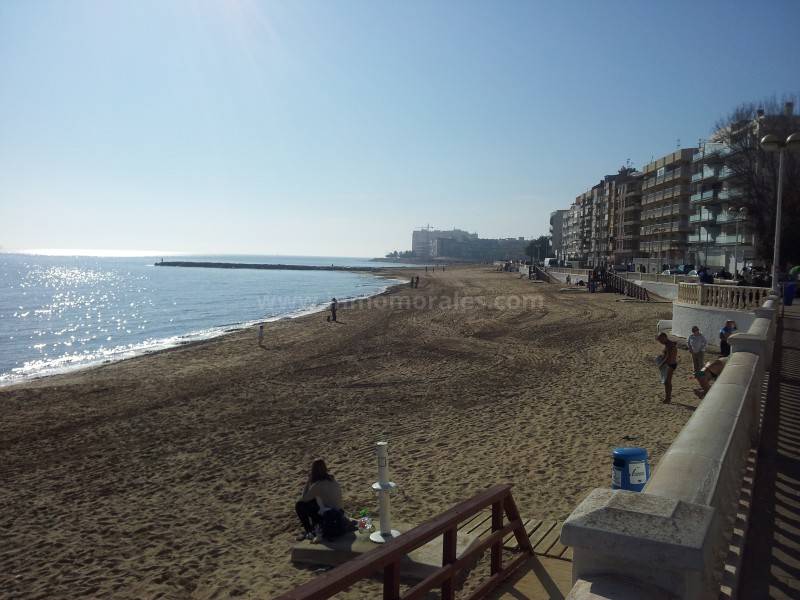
xmin=525 ymin=235 xmax=551 ymax=263
xmin=712 ymin=95 xmax=800 ymax=267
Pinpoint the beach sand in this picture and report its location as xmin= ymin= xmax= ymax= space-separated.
xmin=0 ymin=266 xmax=702 ymax=598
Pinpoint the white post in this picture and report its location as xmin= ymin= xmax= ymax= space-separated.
xmin=370 ymin=441 xmax=400 ymax=543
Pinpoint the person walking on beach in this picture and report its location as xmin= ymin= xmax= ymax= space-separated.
xmin=687 ymin=326 xmax=707 ymax=374
xmin=656 ymin=332 xmax=678 ymax=404
xmin=330 ymin=298 xmax=338 ymax=322
xmin=720 ymin=320 xmax=736 ymax=356
xmin=415 ymin=276 xmax=420 ymax=288
xmin=258 ymin=323 xmax=265 ymax=346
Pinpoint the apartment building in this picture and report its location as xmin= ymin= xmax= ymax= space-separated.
xmin=638 ymin=148 xmax=696 ymax=268
xmin=687 ymin=141 xmax=752 ymax=270
xmin=608 ymin=169 xmax=644 ymax=265
xmin=689 ymin=101 xmax=800 ymax=272
xmin=549 ymin=210 xmax=568 ymax=261
xmin=588 ymin=181 xmax=608 ymax=267
xmin=562 ymin=188 xmax=594 ymax=264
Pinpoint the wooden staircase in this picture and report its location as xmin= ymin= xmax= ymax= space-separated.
xmin=532 ymin=266 xmax=557 ymax=284
xmin=599 ymin=271 xmax=650 ymax=301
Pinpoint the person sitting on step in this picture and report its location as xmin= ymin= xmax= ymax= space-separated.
xmin=295 ymin=458 xmax=343 ymax=542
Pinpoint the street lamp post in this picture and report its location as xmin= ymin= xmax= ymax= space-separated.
xmin=761 ymin=133 xmax=800 ymax=294
xmin=731 ymin=207 xmax=746 ymax=277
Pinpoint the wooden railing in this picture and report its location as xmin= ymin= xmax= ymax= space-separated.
xmin=277 ymin=484 xmax=533 ymax=600
xmin=677 ymin=283 xmax=771 ymax=310
xmin=600 ymin=272 xmax=650 ymax=301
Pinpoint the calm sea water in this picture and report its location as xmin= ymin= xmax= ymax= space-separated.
xmin=0 ymin=253 xmax=412 ymax=385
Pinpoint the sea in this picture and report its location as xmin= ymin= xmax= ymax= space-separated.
xmin=0 ymin=252 xmax=414 ymax=386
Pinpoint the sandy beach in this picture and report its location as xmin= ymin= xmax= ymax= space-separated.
xmin=0 ymin=266 xmax=702 ymax=599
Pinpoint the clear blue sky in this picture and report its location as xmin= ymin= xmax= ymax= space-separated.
xmin=1 ymin=0 xmax=798 ymax=257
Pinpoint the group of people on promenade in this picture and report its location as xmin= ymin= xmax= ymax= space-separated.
xmin=656 ymin=319 xmax=737 ymax=403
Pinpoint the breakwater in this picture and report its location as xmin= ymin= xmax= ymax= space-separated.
xmin=155 ymin=261 xmax=392 ymax=272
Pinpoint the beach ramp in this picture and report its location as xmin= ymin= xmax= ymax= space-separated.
xmin=279 ymin=484 xmax=575 ymax=600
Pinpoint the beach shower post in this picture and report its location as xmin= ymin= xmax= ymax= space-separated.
xmin=370 ymin=441 xmax=400 ymax=543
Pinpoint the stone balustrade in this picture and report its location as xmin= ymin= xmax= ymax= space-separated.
xmin=676 ymin=282 xmax=771 ymax=310
xmin=617 ymin=272 xmax=705 ymax=286
xmin=545 ymin=267 xmax=591 ymax=278
xmin=562 ymin=295 xmax=778 ymax=600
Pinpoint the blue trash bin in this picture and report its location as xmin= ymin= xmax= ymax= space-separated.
xmin=611 ymin=447 xmax=650 ymax=492
xmin=784 ymin=282 xmax=796 ymax=306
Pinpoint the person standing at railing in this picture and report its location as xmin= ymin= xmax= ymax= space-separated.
xmin=687 ymin=326 xmax=707 ymax=375
xmin=720 ymin=320 xmax=737 ymax=357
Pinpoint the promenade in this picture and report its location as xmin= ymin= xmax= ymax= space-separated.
xmin=740 ymin=304 xmax=800 ymax=599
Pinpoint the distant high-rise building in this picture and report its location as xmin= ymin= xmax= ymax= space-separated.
xmin=410 ymin=228 xmax=527 ymax=261
xmin=411 ymin=228 xmax=477 ymax=258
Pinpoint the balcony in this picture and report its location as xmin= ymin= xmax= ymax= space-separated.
xmin=691 ymin=189 xmax=718 ymax=204
xmin=692 ymin=143 xmax=729 ymax=163
xmin=718 ymin=166 xmax=733 ymax=180
xmin=718 ymin=188 xmax=743 ymax=201
xmin=689 ymin=210 xmax=715 ymax=224
xmin=715 ymin=234 xmax=749 ymax=245
xmin=715 ymin=211 xmax=746 ymax=224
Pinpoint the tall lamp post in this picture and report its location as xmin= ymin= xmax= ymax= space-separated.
xmin=730 ymin=207 xmax=746 ymax=277
xmin=760 ymin=133 xmax=800 ymax=293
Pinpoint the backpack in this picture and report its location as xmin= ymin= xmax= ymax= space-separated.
xmin=320 ymin=508 xmax=356 ymax=539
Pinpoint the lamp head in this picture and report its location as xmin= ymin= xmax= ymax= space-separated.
xmin=787 ymin=132 xmax=800 ymax=152
xmin=760 ymin=134 xmax=781 ymax=152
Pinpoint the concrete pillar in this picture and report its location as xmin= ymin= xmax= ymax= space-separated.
xmin=561 ymin=489 xmax=719 ymax=599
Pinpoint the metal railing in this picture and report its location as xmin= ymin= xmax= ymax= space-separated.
xmin=277 ymin=484 xmax=533 ymax=600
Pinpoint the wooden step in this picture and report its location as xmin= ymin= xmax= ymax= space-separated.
xmin=468 ymin=515 xmax=571 ymax=562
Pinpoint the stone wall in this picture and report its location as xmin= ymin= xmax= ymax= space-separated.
xmin=561 ymin=294 xmax=780 ymax=600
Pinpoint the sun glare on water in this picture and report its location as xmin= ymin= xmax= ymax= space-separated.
xmin=4 ymin=249 xmax=184 ymax=258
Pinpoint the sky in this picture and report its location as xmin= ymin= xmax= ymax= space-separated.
xmin=1 ymin=0 xmax=798 ymax=257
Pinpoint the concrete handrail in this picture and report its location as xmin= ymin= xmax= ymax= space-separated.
xmin=561 ymin=296 xmax=777 ymax=599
